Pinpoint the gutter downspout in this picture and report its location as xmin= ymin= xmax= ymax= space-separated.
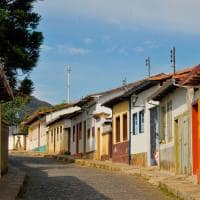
xmin=128 ymin=98 xmax=131 ymax=166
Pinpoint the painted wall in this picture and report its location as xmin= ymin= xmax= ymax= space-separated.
xmin=47 ymin=120 xmax=68 ymax=154
xmin=9 ymin=135 xmax=26 ymax=150
xmin=112 ymin=100 xmax=129 ymax=163
xmin=27 ymin=117 xmax=46 ymax=152
xmin=130 ymin=85 xmax=159 ymax=166
xmin=46 ymin=106 xmax=80 ymax=123
xmin=70 ymin=104 xmax=96 ymax=156
xmin=159 ymin=87 xmax=188 ymax=172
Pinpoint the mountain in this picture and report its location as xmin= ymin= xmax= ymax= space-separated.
xmin=19 ymin=96 xmax=52 ymax=119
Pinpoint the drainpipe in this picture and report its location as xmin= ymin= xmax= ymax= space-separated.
xmin=128 ymin=98 xmax=131 ymax=166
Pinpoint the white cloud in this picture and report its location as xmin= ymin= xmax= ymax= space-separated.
xmin=57 ymin=45 xmax=91 ymax=56
xmin=40 ymin=44 xmax=53 ymax=52
xmin=35 ymin=0 xmax=200 ymax=34
xmin=106 ymin=44 xmax=128 ymax=56
xmin=134 ymin=46 xmax=144 ymax=53
xmin=143 ymin=40 xmax=160 ymax=49
xmin=84 ymin=37 xmax=94 ymax=45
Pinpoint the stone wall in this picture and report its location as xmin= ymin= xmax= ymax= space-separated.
xmin=131 ymin=152 xmax=147 ymax=167
xmin=112 ymin=141 xmax=129 ymax=164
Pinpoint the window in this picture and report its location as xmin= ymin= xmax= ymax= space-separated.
xmin=87 ymin=128 xmax=90 ymax=139
xmin=76 ymin=124 xmax=79 ymax=141
xmin=79 ymin=122 xmax=82 ymax=140
xmin=123 ymin=114 xmax=128 ymax=140
xmin=139 ymin=110 xmax=144 ymax=133
xmin=133 ymin=113 xmax=138 ymax=135
xmin=51 ymin=130 xmax=53 ymax=143
xmin=160 ymin=101 xmax=172 ymax=143
xmin=60 ymin=126 xmax=63 ymax=140
xmin=92 ymin=127 xmax=95 ymax=137
xmin=73 ymin=126 xmax=75 ymax=142
xmin=116 ymin=117 xmax=120 ymax=142
xmin=84 ymin=121 xmax=86 ymax=136
xmin=57 ymin=130 xmax=59 ymax=141
xmin=167 ymin=101 xmax=172 ymax=142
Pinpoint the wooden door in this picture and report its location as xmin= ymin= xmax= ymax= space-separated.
xmin=192 ymin=103 xmax=199 ymax=174
xmin=53 ymin=129 xmax=56 ymax=153
xmin=176 ymin=114 xmax=189 ymax=174
xmin=68 ymin=128 xmax=71 ymax=153
xmin=150 ymin=107 xmax=158 ymax=165
xmin=174 ymin=119 xmax=179 ymax=174
xmin=96 ymin=128 xmax=101 ymax=160
xmin=84 ymin=121 xmax=86 ymax=154
xmin=181 ymin=115 xmax=189 ymax=174
xmin=76 ymin=124 xmax=79 ymax=154
xmin=108 ymin=133 xmax=113 ymax=159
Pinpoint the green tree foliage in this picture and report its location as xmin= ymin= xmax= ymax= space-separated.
xmin=0 ymin=0 xmax=43 ymax=92
xmin=18 ymin=77 xmax=34 ymax=95
xmin=1 ymin=95 xmax=30 ymax=125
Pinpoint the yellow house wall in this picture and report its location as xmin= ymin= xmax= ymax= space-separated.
xmin=102 ymin=133 xmax=109 ymax=155
xmin=48 ymin=120 xmax=68 ymax=154
xmin=112 ymin=100 xmax=129 ymax=145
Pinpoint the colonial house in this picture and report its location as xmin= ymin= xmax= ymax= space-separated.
xmin=26 ymin=110 xmax=48 ymax=152
xmin=46 ymin=108 xmax=80 ymax=154
xmin=103 ymin=80 xmax=144 ymax=164
xmin=149 ymin=68 xmax=194 ymax=174
xmin=0 ymin=65 xmax=14 ymax=177
xmin=69 ymin=94 xmax=113 ymax=159
xmin=69 ymin=84 xmax=136 ymax=160
xmin=181 ymin=65 xmax=200 ymax=182
xmin=127 ymin=74 xmax=171 ymax=167
xmin=26 ymin=103 xmax=79 ymax=153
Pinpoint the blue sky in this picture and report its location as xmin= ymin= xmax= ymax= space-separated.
xmin=31 ymin=0 xmax=200 ymax=104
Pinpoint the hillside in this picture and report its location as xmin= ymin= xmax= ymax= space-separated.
xmin=19 ymin=96 xmax=52 ymax=119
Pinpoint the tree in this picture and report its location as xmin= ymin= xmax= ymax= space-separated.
xmin=18 ymin=77 xmax=34 ymax=95
xmin=0 ymin=0 xmax=43 ymax=93
xmin=1 ymin=95 xmax=30 ymax=125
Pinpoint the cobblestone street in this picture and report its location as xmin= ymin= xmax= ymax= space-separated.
xmin=11 ymin=155 xmax=176 ymax=200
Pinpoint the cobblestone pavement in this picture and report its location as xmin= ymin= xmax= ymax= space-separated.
xmin=10 ymin=155 xmax=176 ymax=200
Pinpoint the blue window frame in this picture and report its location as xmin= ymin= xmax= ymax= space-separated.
xmin=132 ymin=113 xmax=138 ymax=135
xmin=139 ymin=110 xmax=144 ymax=133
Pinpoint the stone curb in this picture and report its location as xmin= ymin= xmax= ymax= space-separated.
xmin=74 ymin=159 xmax=200 ymax=200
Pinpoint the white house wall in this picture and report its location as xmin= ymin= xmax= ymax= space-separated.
xmin=131 ymin=85 xmax=160 ymax=166
xmin=159 ymin=87 xmax=188 ymax=172
xmin=46 ymin=106 xmax=80 ymax=123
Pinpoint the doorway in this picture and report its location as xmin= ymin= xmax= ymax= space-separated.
xmin=175 ymin=114 xmax=189 ymax=174
xmin=150 ymin=106 xmax=159 ymax=165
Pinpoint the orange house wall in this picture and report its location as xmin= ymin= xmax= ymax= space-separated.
xmin=192 ymin=99 xmax=200 ymax=183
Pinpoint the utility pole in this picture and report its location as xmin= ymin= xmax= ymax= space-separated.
xmin=122 ymin=77 xmax=127 ymax=86
xmin=67 ymin=65 xmax=72 ymax=103
xmin=170 ymin=47 xmax=176 ymax=74
xmin=145 ymin=56 xmax=151 ymax=77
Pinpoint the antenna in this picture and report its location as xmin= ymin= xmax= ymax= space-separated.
xmin=67 ymin=65 xmax=72 ymax=103
xmin=170 ymin=47 xmax=176 ymax=74
xmin=145 ymin=56 xmax=151 ymax=77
